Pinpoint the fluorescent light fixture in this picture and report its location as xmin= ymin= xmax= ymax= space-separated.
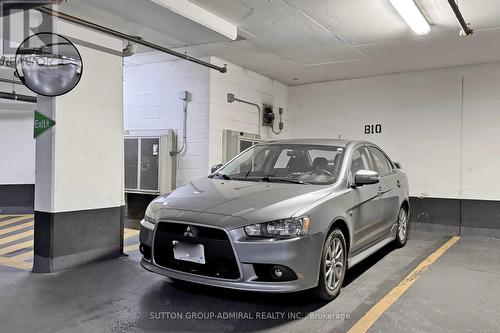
xmin=149 ymin=0 xmax=238 ymax=40
xmin=389 ymin=0 xmax=430 ymax=35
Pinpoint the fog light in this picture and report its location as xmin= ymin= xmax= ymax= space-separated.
xmin=271 ymin=266 xmax=283 ymax=279
xmin=253 ymin=264 xmax=297 ymax=282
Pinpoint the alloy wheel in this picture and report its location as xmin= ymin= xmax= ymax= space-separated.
xmin=325 ymin=236 xmax=345 ymax=290
xmin=398 ymin=208 xmax=407 ymax=241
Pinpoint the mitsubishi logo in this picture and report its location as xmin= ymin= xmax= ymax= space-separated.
xmin=184 ymin=226 xmax=195 ymax=238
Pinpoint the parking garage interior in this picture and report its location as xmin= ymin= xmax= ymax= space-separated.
xmin=0 ymin=1 xmax=499 ymax=332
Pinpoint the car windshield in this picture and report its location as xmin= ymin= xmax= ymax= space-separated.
xmin=212 ymin=144 xmax=345 ymax=185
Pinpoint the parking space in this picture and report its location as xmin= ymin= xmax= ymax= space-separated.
xmin=368 ymin=236 xmax=500 ymax=333
xmin=1 ymin=230 xmax=495 ymax=332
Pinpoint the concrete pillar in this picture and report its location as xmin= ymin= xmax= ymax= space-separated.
xmin=33 ymin=20 xmax=124 ymax=272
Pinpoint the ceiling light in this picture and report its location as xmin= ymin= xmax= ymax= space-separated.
xmin=389 ymin=0 xmax=430 ymax=35
xmin=149 ymin=0 xmax=237 ymax=40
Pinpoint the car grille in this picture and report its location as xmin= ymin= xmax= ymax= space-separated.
xmin=153 ymin=222 xmax=240 ymax=280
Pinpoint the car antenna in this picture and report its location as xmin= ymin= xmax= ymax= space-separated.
xmin=338 ymin=134 xmax=342 ymax=139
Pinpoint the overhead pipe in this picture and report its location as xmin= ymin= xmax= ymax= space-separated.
xmin=0 ymin=77 xmax=24 ymax=85
xmin=0 ymin=91 xmax=37 ymax=103
xmin=447 ymin=0 xmax=473 ymax=36
xmin=0 ymin=0 xmax=64 ymax=16
xmin=37 ymin=7 xmax=228 ymax=73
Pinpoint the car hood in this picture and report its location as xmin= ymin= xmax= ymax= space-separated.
xmin=149 ymin=177 xmax=333 ymax=229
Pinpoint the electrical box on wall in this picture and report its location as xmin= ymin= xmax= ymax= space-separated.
xmin=222 ymin=130 xmax=264 ymax=163
xmin=178 ymin=90 xmax=191 ymax=101
xmin=124 ymin=130 xmax=175 ymax=195
xmin=263 ymin=104 xmax=275 ymax=127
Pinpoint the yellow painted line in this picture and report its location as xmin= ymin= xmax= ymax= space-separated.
xmin=0 ymin=255 xmax=32 ymax=270
xmin=0 ymin=214 xmax=33 ymax=218
xmin=0 ymin=221 xmax=33 ymax=236
xmin=124 ymin=243 xmax=140 ymax=253
xmin=8 ymin=250 xmax=33 ymax=262
xmin=0 ymin=240 xmax=33 ymax=256
xmin=0 ymin=245 xmax=34 ymax=271
xmin=347 ymin=236 xmax=461 ymax=333
xmin=0 ymin=230 xmax=33 ymax=245
xmin=0 ymin=215 xmax=33 ymax=228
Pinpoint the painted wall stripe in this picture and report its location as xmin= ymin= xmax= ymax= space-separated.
xmin=347 ymin=236 xmax=460 ymax=333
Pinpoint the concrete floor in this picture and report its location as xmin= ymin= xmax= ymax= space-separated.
xmin=0 ymin=227 xmax=498 ymax=333
xmin=369 ymin=236 xmax=500 ymax=333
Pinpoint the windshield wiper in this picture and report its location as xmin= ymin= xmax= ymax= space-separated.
xmin=259 ymin=176 xmax=310 ymax=185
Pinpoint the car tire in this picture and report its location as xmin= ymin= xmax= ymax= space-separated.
xmin=314 ymin=228 xmax=347 ymax=301
xmin=394 ymin=206 xmax=409 ymax=247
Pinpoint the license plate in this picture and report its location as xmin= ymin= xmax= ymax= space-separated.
xmin=172 ymin=241 xmax=205 ymax=264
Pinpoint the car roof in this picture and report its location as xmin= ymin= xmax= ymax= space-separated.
xmin=263 ymin=138 xmax=372 ymax=148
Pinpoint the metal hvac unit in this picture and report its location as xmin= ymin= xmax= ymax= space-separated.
xmin=222 ymin=130 xmax=263 ymax=163
xmin=124 ymin=130 xmax=175 ymax=195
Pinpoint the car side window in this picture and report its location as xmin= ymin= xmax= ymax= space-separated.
xmin=368 ymin=147 xmax=392 ymax=177
xmin=350 ymin=147 xmax=371 ymax=178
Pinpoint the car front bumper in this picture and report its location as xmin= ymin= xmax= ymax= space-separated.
xmin=139 ymin=219 xmax=324 ymax=293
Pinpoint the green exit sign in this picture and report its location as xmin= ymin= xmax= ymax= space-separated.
xmin=34 ymin=111 xmax=56 ymax=139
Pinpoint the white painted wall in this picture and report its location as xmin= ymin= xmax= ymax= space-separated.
xmin=289 ymin=62 xmax=500 ymax=201
xmin=35 ymin=21 xmax=124 ymax=212
xmin=208 ymin=57 xmax=290 ymax=167
xmin=0 ymin=73 xmax=36 ymax=185
xmin=0 ymin=101 xmax=35 ymax=184
xmin=123 ymin=54 xmax=290 ymax=187
xmin=461 ymin=64 xmax=500 ymax=201
xmin=123 ymin=52 xmax=210 ymax=188
xmin=4 ymin=42 xmax=499 ymax=205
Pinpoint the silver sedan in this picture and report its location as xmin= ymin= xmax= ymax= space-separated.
xmin=139 ymin=139 xmax=410 ymax=300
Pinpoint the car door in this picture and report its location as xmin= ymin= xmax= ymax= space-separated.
xmin=349 ymin=146 xmax=384 ymax=254
xmin=367 ymin=146 xmax=400 ymax=237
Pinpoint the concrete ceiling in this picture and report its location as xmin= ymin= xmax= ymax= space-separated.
xmin=188 ymin=0 xmax=500 ymax=85
xmin=57 ymin=0 xmax=234 ymax=49
xmin=58 ymin=0 xmax=500 ymax=85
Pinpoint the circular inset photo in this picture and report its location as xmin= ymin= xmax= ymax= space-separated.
xmin=15 ymin=32 xmax=83 ymax=97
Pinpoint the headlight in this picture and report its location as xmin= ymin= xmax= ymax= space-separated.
xmin=244 ymin=217 xmax=310 ymax=238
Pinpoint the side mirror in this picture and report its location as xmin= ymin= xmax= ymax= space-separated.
xmin=394 ymin=162 xmax=402 ymax=169
xmin=353 ymin=170 xmax=380 ymax=187
xmin=211 ymin=164 xmax=223 ymax=174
